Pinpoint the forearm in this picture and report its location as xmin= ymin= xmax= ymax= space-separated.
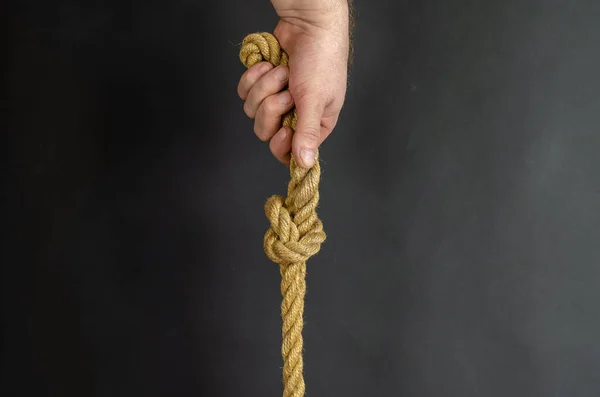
xmin=271 ymin=0 xmax=350 ymax=30
xmin=271 ymin=0 xmax=349 ymax=14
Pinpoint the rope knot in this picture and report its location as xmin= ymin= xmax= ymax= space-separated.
xmin=264 ymin=195 xmax=326 ymax=267
xmin=239 ymin=32 xmax=289 ymax=68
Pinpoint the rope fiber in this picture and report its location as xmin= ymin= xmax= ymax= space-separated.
xmin=239 ymin=32 xmax=327 ymax=397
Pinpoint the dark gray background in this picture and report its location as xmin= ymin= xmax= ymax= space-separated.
xmin=4 ymin=0 xmax=600 ymax=396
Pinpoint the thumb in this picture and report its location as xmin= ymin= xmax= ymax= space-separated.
xmin=292 ymin=95 xmax=324 ymax=169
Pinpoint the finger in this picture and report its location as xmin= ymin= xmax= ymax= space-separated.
xmin=254 ymin=90 xmax=294 ymax=141
xmin=238 ymin=62 xmax=273 ymax=100
xmin=270 ymin=125 xmax=293 ymax=166
xmin=243 ymin=65 xmax=289 ymax=119
xmin=292 ymin=95 xmax=325 ymax=168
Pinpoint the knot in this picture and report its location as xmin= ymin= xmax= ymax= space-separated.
xmin=239 ymin=32 xmax=289 ymax=68
xmin=264 ymin=195 xmax=326 ymax=267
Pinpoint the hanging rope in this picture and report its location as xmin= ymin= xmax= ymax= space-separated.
xmin=239 ymin=32 xmax=327 ymax=397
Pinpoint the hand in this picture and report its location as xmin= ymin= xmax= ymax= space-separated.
xmin=237 ymin=0 xmax=350 ymax=168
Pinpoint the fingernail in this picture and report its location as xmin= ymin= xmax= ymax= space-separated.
xmin=300 ymin=149 xmax=315 ymax=167
xmin=278 ymin=91 xmax=292 ymax=104
xmin=274 ymin=66 xmax=288 ymax=81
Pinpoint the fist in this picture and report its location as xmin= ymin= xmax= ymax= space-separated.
xmin=237 ymin=62 xmax=295 ymax=166
xmin=238 ymin=1 xmax=350 ymax=168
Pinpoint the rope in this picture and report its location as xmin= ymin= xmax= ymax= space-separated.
xmin=239 ymin=32 xmax=327 ymax=397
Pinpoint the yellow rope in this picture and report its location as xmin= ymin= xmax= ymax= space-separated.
xmin=239 ymin=32 xmax=326 ymax=397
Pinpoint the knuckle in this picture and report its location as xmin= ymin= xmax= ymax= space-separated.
xmin=238 ymin=71 xmax=255 ymax=99
xmin=293 ymin=85 xmax=311 ymax=102
xmin=294 ymin=83 xmax=328 ymax=109
xmin=253 ymin=62 xmax=272 ymax=76
xmin=237 ymin=82 xmax=244 ymax=99
xmin=239 ymin=63 xmax=271 ymax=100
xmin=243 ymin=101 xmax=255 ymax=119
xmin=270 ymin=141 xmax=281 ymax=161
xmin=264 ymin=68 xmax=288 ymax=89
xmin=254 ymin=122 xmax=269 ymax=142
xmin=253 ymin=110 xmax=268 ymax=142
xmin=254 ymin=85 xmax=272 ymax=103
xmin=262 ymin=96 xmax=280 ymax=114
xmin=237 ymin=71 xmax=248 ymax=99
xmin=237 ymin=75 xmax=249 ymax=99
xmin=294 ymin=79 xmax=319 ymax=97
xmin=303 ymin=126 xmax=321 ymax=142
xmin=269 ymin=137 xmax=286 ymax=165
xmin=247 ymin=62 xmax=269 ymax=82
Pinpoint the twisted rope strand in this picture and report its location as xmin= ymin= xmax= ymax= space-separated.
xmin=239 ymin=32 xmax=326 ymax=397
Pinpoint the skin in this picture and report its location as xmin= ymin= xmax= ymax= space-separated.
xmin=237 ymin=0 xmax=351 ymax=168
